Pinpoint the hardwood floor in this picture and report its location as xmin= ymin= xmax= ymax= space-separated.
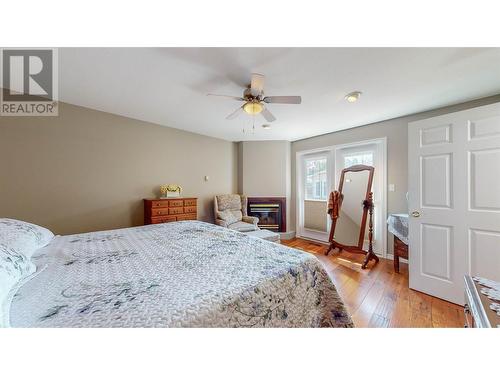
xmin=282 ymin=237 xmax=464 ymax=328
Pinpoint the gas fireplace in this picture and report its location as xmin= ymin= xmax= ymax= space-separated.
xmin=247 ymin=197 xmax=286 ymax=232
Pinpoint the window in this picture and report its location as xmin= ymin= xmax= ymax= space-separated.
xmin=344 ymin=152 xmax=373 ymax=168
xmin=305 ymin=157 xmax=327 ymax=200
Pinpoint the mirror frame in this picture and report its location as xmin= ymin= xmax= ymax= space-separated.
xmin=327 ymin=164 xmax=379 ymax=268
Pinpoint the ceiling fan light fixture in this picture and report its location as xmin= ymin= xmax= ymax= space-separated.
xmin=207 ymin=73 xmax=301 ymax=122
xmin=243 ymin=102 xmax=263 ymax=115
xmin=345 ymin=91 xmax=362 ymax=103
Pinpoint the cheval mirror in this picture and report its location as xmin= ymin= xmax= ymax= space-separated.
xmin=326 ymin=164 xmax=379 ymax=269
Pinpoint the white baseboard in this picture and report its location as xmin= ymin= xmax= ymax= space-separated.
xmin=295 ymin=235 xmax=330 ymax=245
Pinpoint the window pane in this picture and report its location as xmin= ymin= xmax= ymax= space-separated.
xmin=305 ymin=157 xmax=327 ymax=200
xmin=344 ymin=152 xmax=373 ymax=168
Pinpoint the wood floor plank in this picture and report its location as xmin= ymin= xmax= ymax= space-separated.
xmin=409 ymin=289 xmax=433 ymax=327
xmin=282 ymin=237 xmax=463 ymax=328
xmin=431 ymin=298 xmax=464 ymax=328
xmin=370 ymin=271 xmax=401 ymax=324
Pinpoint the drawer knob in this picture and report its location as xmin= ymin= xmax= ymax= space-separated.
xmin=411 ymin=211 xmax=421 ymax=218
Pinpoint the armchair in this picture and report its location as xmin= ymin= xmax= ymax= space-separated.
xmin=214 ymin=194 xmax=259 ymax=232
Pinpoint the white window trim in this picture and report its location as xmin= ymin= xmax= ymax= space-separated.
xmin=296 ymin=150 xmax=333 ymax=242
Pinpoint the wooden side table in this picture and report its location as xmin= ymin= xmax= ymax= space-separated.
xmin=387 ymin=213 xmax=409 ymax=273
xmin=393 ymin=235 xmax=408 ymax=273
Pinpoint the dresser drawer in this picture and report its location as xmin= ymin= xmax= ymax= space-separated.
xmin=169 ymin=200 xmax=184 ymax=207
xmin=184 ymin=205 xmax=197 ymax=213
xmin=151 ymin=207 xmax=171 ymax=217
xmin=150 ymin=216 xmax=176 ymax=224
xmin=169 ymin=207 xmax=184 ymax=215
xmin=144 ymin=198 xmax=197 ymax=226
xmin=184 ymin=199 xmax=197 ymax=207
xmin=177 ymin=213 xmax=196 ymax=221
xmin=150 ymin=200 xmax=170 ymax=208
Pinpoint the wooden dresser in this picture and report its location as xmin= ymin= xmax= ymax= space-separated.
xmin=144 ymin=198 xmax=197 ymax=224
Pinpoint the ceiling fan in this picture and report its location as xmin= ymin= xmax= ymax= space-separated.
xmin=207 ymin=73 xmax=301 ymax=122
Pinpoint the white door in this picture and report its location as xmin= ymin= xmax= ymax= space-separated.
xmin=297 ymin=151 xmax=333 ymax=242
xmin=408 ymin=102 xmax=500 ymax=305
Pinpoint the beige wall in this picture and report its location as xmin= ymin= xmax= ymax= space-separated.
xmin=291 ymin=94 xmax=500 ymax=254
xmin=0 ymin=102 xmax=238 ymax=235
xmin=240 ymin=141 xmax=290 ymax=197
xmin=239 ymin=140 xmax=291 ymax=232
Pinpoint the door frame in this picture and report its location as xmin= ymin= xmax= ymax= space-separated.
xmin=296 ymin=137 xmax=387 ymax=258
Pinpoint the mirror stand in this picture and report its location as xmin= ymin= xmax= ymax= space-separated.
xmin=361 ymin=192 xmax=379 ymax=269
xmin=325 ymin=165 xmax=380 ymax=269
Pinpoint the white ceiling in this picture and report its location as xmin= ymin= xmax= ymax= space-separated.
xmin=58 ymin=48 xmax=500 ymax=141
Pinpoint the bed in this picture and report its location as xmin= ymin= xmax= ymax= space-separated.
xmin=2 ymin=219 xmax=353 ymax=328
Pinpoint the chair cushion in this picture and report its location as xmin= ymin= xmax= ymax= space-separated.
xmin=228 ymin=221 xmax=257 ymax=232
xmin=216 ymin=194 xmax=241 ymax=211
xmin=217 ymin=210 xmax=242 ymax=225
xmin=230 ymin=210 xmax=243 ymax=222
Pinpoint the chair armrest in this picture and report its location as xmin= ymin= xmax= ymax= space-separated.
xmin=242 ymin=216 xmax=259 ymax=225
xmin=215 ymin=218 xmax=229 ymax=228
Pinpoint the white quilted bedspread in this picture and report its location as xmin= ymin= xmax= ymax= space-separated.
xmin=10 ymin=221 xmax=352 ymax=328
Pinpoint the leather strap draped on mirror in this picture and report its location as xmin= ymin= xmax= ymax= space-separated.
xmin=326 ymin=164 xmax=380 ymax=269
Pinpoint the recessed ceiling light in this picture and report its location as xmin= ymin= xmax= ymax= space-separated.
xmin=345 ymin=91 xmax=362 ymax=103
xmin=262 ymin=124 xmax=271 ymax=129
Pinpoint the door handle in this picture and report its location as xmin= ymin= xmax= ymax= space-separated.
xmin=411 ymin=211 xmax=421 ymax=218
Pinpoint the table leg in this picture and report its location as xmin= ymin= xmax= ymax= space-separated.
xmin=394 ymin=253 xmax=400 ymax=273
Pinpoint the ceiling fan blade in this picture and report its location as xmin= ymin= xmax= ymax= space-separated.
xmin=263 ymin=96 xmax=302 ymax=104
xmin=226 ymin=105 xmax=244 ymax=120
xmin=207 ymin=93 xmax=244 ymax=101
xmin=261 ymin=106 xmax=276 ymax=122
xmin=250 ymin=73 xmax=265 ymax=96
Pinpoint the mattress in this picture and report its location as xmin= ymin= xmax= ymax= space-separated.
xmin=9 ymin=221 xmax=352 ymax=328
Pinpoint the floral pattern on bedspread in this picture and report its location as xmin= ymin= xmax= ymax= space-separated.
xmin=9 ymin=221 xmax=352 ymax=328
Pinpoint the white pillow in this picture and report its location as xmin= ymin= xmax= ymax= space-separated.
xmin=0 ymin=218 xmax=54 ymax=261
xmin=0 ymin=243 xmax=36 ymax=327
